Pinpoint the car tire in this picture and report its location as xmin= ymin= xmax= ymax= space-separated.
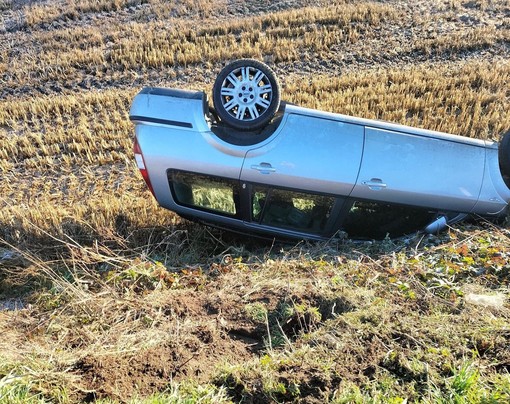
xmin=499 ymin=130 xmax=510 ymax=188
xmin=213 ymin=59 xmax=281 ymax=131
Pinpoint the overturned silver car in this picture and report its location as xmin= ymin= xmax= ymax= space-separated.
xmin=130 ymin=59 xmax=510 ymax=240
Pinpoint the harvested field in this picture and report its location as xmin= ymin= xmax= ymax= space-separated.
xmin=0 ymin=0 xmax=509 ymax=402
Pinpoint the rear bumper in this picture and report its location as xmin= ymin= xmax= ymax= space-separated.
xmin=130 ymin=87 xmax=210 ymax=132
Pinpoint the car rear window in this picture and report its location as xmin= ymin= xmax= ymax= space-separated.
xmin=169 ymin=171 xmax=240 ymax=217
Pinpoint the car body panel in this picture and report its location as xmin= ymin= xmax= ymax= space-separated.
xmin=241 ymin=113 xmax=364 ymax=195
xmin=351 ymin=126 xmax=486 ymax=212
xmin=130 ymin=87 xmax=210 ymax=132
xmin=473 ymin=145 xmax=510 ymax=215
xmin=284 ymin=104 xmax=488 ymax=148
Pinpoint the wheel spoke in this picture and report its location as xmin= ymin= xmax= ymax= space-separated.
xmin=226 ymin=72 xmax=240 ymax=86
xmin=253 ymin=70 xmax=265 ymax=86
xmin=256 ymin=96 xmax=270 ymax=109
xmin=259 ymin=84 xmax=272 ymax=95
xmin=248 ymin=105 xmax=260 ymax=119
xmin=220 ymin=87 xmax=236 ymax=96
xmin=252 ymin=70 xmax=264 ymax=85
xmin=223 ymin=98 xmax=238 ymax=111
xmin=241 ymin=67 xmax=250 ymax=82
xmin=236 ymin=106 xmax=247 ymax=120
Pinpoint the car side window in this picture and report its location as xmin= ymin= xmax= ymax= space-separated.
xmin=343 ymin=200 xmax=436 ymax=239
xmin=252 ymin=187 xmax=334 ymax=234
xmin=169 ymin=171 xmax=240 ymax=216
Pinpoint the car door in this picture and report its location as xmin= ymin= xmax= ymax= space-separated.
xmin=240 ymin=113 xmax=365 ymax=195
xmin=350 ymin=127 xmax=485 ymax=212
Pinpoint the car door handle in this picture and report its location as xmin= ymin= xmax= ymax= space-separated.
xmin=362 ymin=178 xmax=387 ymax=190
xmin=251 ymin=163 xmax=276 ymax=174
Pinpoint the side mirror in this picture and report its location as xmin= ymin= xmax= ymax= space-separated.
xmin=424 ymin=216 xmax=447 ymax=234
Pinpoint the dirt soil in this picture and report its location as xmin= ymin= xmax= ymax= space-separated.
xmin=69 ymin=274 xmax=323 ymax=401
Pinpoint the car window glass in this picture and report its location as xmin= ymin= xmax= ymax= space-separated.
xmin=343 ymin=200 xmax=436 ymax=239
xmin=252 ymin=190 xmax=267 ymax=221
xmin=170 ymin=171 xmax=239 ymax=216
xmin=252 ymin=187 xmax=334 ymax=234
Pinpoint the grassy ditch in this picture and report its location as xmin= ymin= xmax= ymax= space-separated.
xmin=1 ymin=225 xmax=509 ymax=402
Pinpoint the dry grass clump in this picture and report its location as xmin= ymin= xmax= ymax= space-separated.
xmin=0 ymin=89 xmax=135 ymax=170
xmin=415 ymin=26 xmax=510 ymax=57
xmin=212 ymin=226 xmax=510 ymax=402
xmin=448 ymin=0 xmax=510 ymax=12
xmin=109 ymin=2 xmax=397 ymax=68
xmin=0 ymin=230 xmax=346 ymax=401
xmin=0 ymin=235 xmax=233 ymax=401
xmin=4 ymin=0 xmax=507 ymax=99
xmin=23 ymin=0 xmax=224 ymax=27
xmin=148 ymin=0 xmax=225 ymax=19
xmin=0 ymin=0 xmax=11 ymax=12
xmin=1 ymin=216 xmax=509 ymax=402
xmin=0 ymin=87 xmax=172 ymax=245
xmin=2 ymin=1 xmax=398 ymax=95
